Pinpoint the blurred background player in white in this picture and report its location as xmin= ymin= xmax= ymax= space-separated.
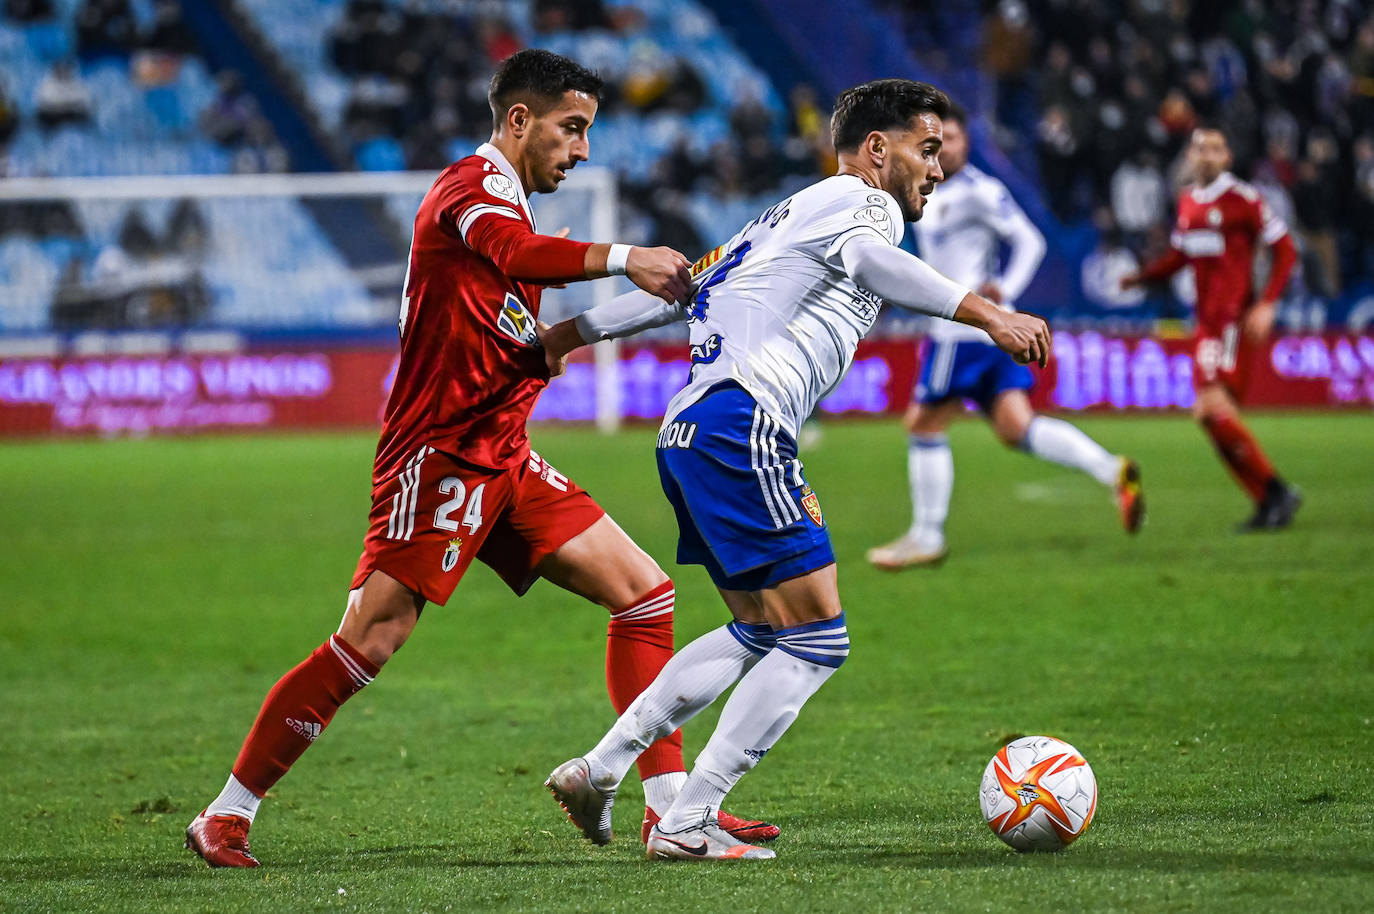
xmin=540 ymin=79 xmax=1052 ymax=861
xmin=867 ymin=105 xmax=1143 ymax=571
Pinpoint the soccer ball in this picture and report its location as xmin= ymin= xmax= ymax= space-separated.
xmin=979 ymin=735 xmax=1097 ymax=851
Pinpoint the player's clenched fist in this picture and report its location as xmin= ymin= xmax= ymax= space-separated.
xmin=627 ymin=246 xmax=694 ymax=305
xmin=988 ymin=310 xmax=1051 ymax=368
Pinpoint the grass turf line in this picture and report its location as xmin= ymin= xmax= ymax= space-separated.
xmin=0 ymin=414 xmax=1371 ymax=913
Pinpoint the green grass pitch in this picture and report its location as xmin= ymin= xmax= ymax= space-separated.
xmin=2 ymin=413 xmax=1372 ymax=912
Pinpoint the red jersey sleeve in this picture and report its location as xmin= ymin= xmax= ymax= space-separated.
xmin=432 ymin=164 xmax=592 ymax=284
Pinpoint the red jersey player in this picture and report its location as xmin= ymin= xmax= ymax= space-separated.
xmin=1122 ymin=125 xmax=1301 ymax=530
xmin=185 ymin=50 xmax=776 ymax=868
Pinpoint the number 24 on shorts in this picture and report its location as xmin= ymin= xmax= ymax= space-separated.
xmin=434 ymin=477 xmax=485 ymax=534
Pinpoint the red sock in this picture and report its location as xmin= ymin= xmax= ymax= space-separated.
xmin=606 ymin=580 xmax=684 ymax=780
xmin=1202 ymin=414 xmax=1276 ymax=503
xmin=231 ymin=634 xmax=380 ymax=796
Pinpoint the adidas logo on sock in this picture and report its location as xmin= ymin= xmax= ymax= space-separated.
xmin=286 ymin=717 xmax=322 ymax=742
xmin=744 ymin=748 xmax=769 ymax=762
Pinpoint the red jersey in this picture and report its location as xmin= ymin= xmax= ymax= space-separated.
xmin=374 ymin=143 xmax=592 ymax=483
xmin=1140 ymin=172 xmax=1296 ymax=333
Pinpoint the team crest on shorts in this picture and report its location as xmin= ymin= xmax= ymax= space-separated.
xmin=800 ymin=485 xmax=824 ymax=527
xmin=441 ymin=537 xmax=464 ymax=572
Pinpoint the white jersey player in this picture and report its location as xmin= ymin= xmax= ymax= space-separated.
xmin=866 ymin=106 xmax=1145 ymax=572
xmin=540 ymin=80 xmax=1050 ymax=862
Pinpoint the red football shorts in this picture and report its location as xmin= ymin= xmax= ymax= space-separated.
xmin=1193 ymin=321 xmax=1254 ymax=398
xmin=350 ymin=446 xmax=606 ymax=605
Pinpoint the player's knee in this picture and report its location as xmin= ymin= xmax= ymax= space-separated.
xmin=775 ymin=611 xmax=849 ymax=669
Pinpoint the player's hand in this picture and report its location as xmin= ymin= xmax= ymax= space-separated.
xmin=536 ymin=320 xmax=571 ymax=378
xmin=1119 ymin=271 xmax=1143 ymax=291
xmin=988 ymin=310 xmax=1052 ymax=368
xmin=626 ymin=246 xmax=694 ymax=305
xmin=977 ymin=281 xmax=1003 ymax=304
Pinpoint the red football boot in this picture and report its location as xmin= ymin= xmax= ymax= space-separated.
xmin=185 ymin=810 xmax=260 ymax=868
xmin=642 ymin=806 xmax=780 ymax=844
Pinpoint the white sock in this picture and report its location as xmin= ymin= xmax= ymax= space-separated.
xmin=1023 ymin=416 xmax=1120 ymax=487
xmin=657 ymin=617 xmax=849 ymax=833
xmin=908 ymin=433 xmax=952 ymax=551
xmin=642 ymin=771 xmax=687 ymax=815
xmin=206 ymin=774 xmax=261 ymax=823
xmin=583 ymin=623 xmax=769 ymax=791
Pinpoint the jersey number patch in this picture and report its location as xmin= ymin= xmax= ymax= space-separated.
xmin=434 ymin=477 xmax=486 ymax=534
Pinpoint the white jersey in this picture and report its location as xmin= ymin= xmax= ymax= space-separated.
xmin=914 ymin=164 xmax=1045 ymax=343
xmin=661 ymin=175 xmax=907 ymax=439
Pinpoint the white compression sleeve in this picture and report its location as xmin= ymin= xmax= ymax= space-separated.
xmin=838 ymin=232 xmax=970 ymax=320
xmin=573 ymin=289 xmax=686 ymax=342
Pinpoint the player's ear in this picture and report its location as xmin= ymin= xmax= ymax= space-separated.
xmin=506 ymin=103 xmax=531 ymax=138
xmin=865 ymin=130 xmax=886 ymax=166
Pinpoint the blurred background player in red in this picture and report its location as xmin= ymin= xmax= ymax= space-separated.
xmin=184 ymin=49 xmax=773 ymax=868
xmin=1122 ymin=125 xmax=1301 ymax=531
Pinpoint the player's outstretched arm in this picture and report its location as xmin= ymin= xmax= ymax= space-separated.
xmin=539 ymin=289 xmax=688 ymax=365
xmin=464 ymin=213 xmax=691 ymax=300
xmin=838 ymin=232 xmax=1050 ymax=367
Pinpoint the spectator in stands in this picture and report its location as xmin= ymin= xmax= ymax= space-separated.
xmin=1110 ymin=150 xmax=1167 ymax=247
xmin=36 ymin=60 xmax=94 ymax=129
xmin=1354 ymin=134 xmax=1374 ymax=273
xmin=0 ymin=81 xmax=18 ymax=149
xmin=200 ymin=71 xmax=260 ymax=147
xmin=140 ymin=0 xmax=196 ymax=57
xmin=1293 ymin=130 xmax=1344 ymax=297
xmin=532 ymin=0 xmax=613 ymax=33
xmin=75 ymin=0 xmax=136 ymax=59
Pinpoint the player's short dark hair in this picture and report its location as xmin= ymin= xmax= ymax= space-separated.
xmin=943 ymin=102 xmax=968 ymax=128
xmin=488 ymin=49 xmax=603 ymax=127
xmin=830 ymin=79 xmax=952 ymax=152
xmin=1192 ymin=120 xmax=1232 ymax=146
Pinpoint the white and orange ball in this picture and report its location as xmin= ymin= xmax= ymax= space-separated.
xmin=980 ymin=735 xmax=1097 ymax=851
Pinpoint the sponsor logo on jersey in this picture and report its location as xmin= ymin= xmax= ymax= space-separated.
xmin=496 ymin=292 xmax=538 ymax=345
xmin=441 ymin=537 xmax=464 ymax=572
xmin=690 ymin=333 xmax=723 ymax=365
xmin=1207 ymin=207 xmax=1222 ymax=226
xmin=482 ymin=173 xmax=520 ymax=203
xmin=800 ymin=484 xmax=824 ymax=527
xmin=1176 ymin=229 xmax=1225 ymax=257
xmin=656 ymin=420 xmax=698 ymax=449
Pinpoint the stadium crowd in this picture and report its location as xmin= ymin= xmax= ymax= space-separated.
xmin=981 ymin=0 xmax=1374 ymax=291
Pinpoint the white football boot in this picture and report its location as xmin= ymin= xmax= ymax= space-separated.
xmin=645 ymin=820 xmax=777 ymax=861
xmin=865 ymin=532 xmax=948 ymax=570
xmin=546 ymin=758 xmax=616 ymax=846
